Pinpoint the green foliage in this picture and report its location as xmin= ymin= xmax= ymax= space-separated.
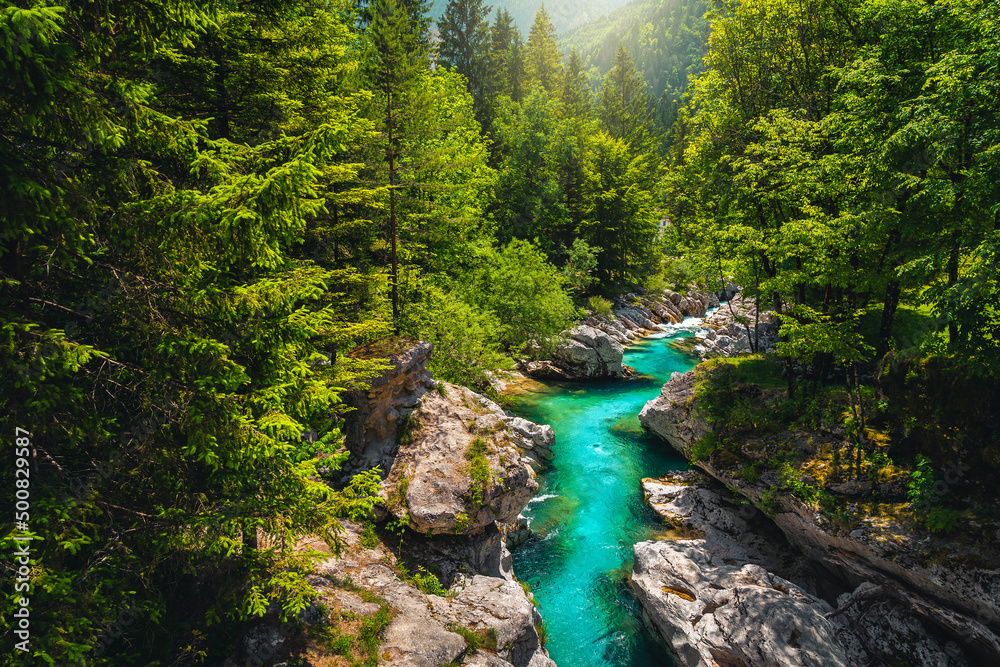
xmin=560 ymin=238 xmax=602 ymax=295
xmin=758 ymin=487 xmax=780 ymax=518
xmin=399 ymin=411 xmax=420 ymax=446
xmin=907 ymin=455 xmax=939 ymax=508
xmin=491 ymin=90 xmax=575 ymax=245
xmin=524 ymin=5 xmax=563 ymax=94
xmin=402 ymin=280 xmax=513 ymax=389
xmin=465 ymin=436 xmax=492 ymax=506
xmin=535 ymin=619 xmax=549 ymax=646
xmin=778 ymin=463 xmax=822 ymax=505
xmin=599 ymin=45 xmax=655 ymax=152
xmin=453 ymin=512 xmax=471 ymax=533
xmin=449 ymin=623 xmax=499 ymax=653
xmin=579 ymin=131 xmax=659 ymax=283
xmin=691 ymin=433 xmax=721 ymax=461
xmin=662 ymin=258 xmax=696 ymax=291
xmin=867 ymin=450 xmax=892 ymax=486
xmin=923 ymin=507 xmax=962 ymax=535
xmin=468 ymin=240 xmax=576 ymax=354
xmin=0 ymin=1 xmax=394 ymax=662
xmin=739 ymin=462 xmax=762 ymax=484
xmin=588 ymin=296 xmax=614 ymax=317
xmin=410 ymin=566 xmax=448 ymax=596
xmin=562 ymin=0 xmax=709 ymax=114
xmin=360 ymin=522 xmax=380 ymax=550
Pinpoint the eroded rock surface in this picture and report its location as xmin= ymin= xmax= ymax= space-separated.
xmin=343 ymin=340 xmax=437 ymax=474
xmin=381 ymin=381 xmax=539 ymax=535
xmin=633 ymin=472 xmax=867 ymax=667
xmin=638 ymin=370 xmax=708 ymax=460
xmin=638 ymin=369 xmax=1000 ymax=665
xmin=633 ymin=541 xmax=861 ymax=667
xmin=321 ymin=521 xmax=554 ymax=667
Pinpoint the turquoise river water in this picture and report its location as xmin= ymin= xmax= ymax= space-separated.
xmin=510 ymin=323 xmax=705 ymax=667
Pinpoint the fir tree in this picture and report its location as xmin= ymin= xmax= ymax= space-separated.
xmin=364 ymin=0 xmax=428 ymax=332
xmin=525 ymin=4 xmax=563 ymax=95
xmin=437 ymin=0 xmax=494 ymax=124
xmin=599 ymin=44 xmax=654 ymax=152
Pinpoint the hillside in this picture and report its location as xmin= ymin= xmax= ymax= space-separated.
xmin=562 ymin=0 xmax=709 ymax=103
xmin=430 ymin=0 xmax=634 ymax=35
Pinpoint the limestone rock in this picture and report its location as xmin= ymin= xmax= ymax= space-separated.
xmin=525 ymin=325 xmax=625 ymax=380
xmin=382 ymin=382 xmax=538 ymax=535
xmin=638 ymin=370 xmax=708 ymax=460
xmin=633 ymin=541 xmax=858 ymax=667
xmin=640 ymin=374 xmax=1000 ymax=664
xmin=312 ymin=521 xmax=555 ymax=667
xmin=342 ymin=340 xmax=437 ymax=474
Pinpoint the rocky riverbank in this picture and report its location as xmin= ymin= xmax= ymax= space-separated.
xmin=227 ymin=520 xmax=554 ymax=667
xmin=228 ymin=340 xmax=557 ymax=667
xmin=632 ymin=470 xmax=977 ymax=666
xmin=637 ymin=367 xmax=1000 ymax=666
xmin=522 ymin=286 xmax=727 ymax=381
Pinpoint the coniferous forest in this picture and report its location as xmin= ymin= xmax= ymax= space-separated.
xmin=2 ymin=0 xmax=999 ymax=665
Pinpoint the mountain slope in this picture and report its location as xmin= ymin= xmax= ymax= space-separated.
xmin=562 ymin=0 xmax=709 ymax=103
xmin=429 ymin=0 xmax=635 ymax=35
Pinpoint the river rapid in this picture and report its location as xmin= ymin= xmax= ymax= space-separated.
xmin=509 ymin=319 xmax=708 ymax=667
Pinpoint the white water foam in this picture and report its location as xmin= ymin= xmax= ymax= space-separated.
xmin=527 ymin=494 xmax=559 ymax=505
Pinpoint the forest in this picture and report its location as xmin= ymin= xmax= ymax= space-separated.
xmin=1 ymin=0 xmax=998 ymax=664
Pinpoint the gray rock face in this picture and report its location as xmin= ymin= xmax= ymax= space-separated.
xmin=318 ymin=521 xmax=555 ymax=667
xmin=382 ymin=382 xmax=538 ymax=535
xmin=633 ymin=542 xmax=859 ymax=667
xmin=633 ymin=473 xmax=868 ymax=667
xmin=639 ymin=373 xmax=1000 ymax=665
xmin=343 ymin=341 xmax=437 ymax=474
xmin=543 ymin=325 xmax=626 ymax=379
xmin=638 ymin=370 xmax=708 ymax=460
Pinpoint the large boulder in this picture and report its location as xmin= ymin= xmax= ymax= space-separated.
xmin=342 ymin=340 xmax=437 ymax=474
xmin=319 ymin=521 xmax=554 ymax=667
xmin=633 ymin=472 xmax=868 ymax=667
xmin=524 ymin=325 xmax=626 ymax=380
xmin=633 ymin=541 xmax=859 ymax=667
xmin=228 ymin=520 xmax=556 ymax=667
xmin=638 ymin=370 xmax=708 ymax=459
xmin=381 ymin=382 xmax=539 ymax=535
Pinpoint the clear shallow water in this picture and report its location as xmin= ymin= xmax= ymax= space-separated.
xmin=510 ymin=332 xmax=701 ymax=667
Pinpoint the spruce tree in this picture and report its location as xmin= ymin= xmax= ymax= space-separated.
xmin=364 ymin=0 xmax=427 ymax=332
xmin=525 ymin=4 xmax=563 ymax=95
xmin=507 ymin=30 xmax=528 ymax=103
xmin=0 ymin=2 xmax=388 ymax=663
xmin=437 ymin=0 xmax=493 ymax=123
xmin=599 ymin=44 xmax=654 ymax=152
xmin=562 ymin=47 xmax=591 ymax=120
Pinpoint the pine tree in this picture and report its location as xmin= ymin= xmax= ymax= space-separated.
xmin=525 ymin=4 xmax=563 ymax=95
xmin=364 ymin=0 xmax=427 ymax=332
xmin=507 ymin=30 xmax=528 ymax=103
xmin=599 ymin=44 xmax=654 ymax=152
xmin=562 ymin=47 xmax=591 ymax=120
xmin=437 ymin=0 xmax=493 ymax=124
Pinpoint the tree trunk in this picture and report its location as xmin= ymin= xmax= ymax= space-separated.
xmin=388 ymin=91 xmax=400 ymax=334
xmin=875 ymin=279 xmax=901 ymax=362
xmin=947 ymin=234 xmax=960 ymax=347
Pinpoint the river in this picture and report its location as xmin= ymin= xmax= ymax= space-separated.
xmin=509 ymin=321 xmax=706 ymax=667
